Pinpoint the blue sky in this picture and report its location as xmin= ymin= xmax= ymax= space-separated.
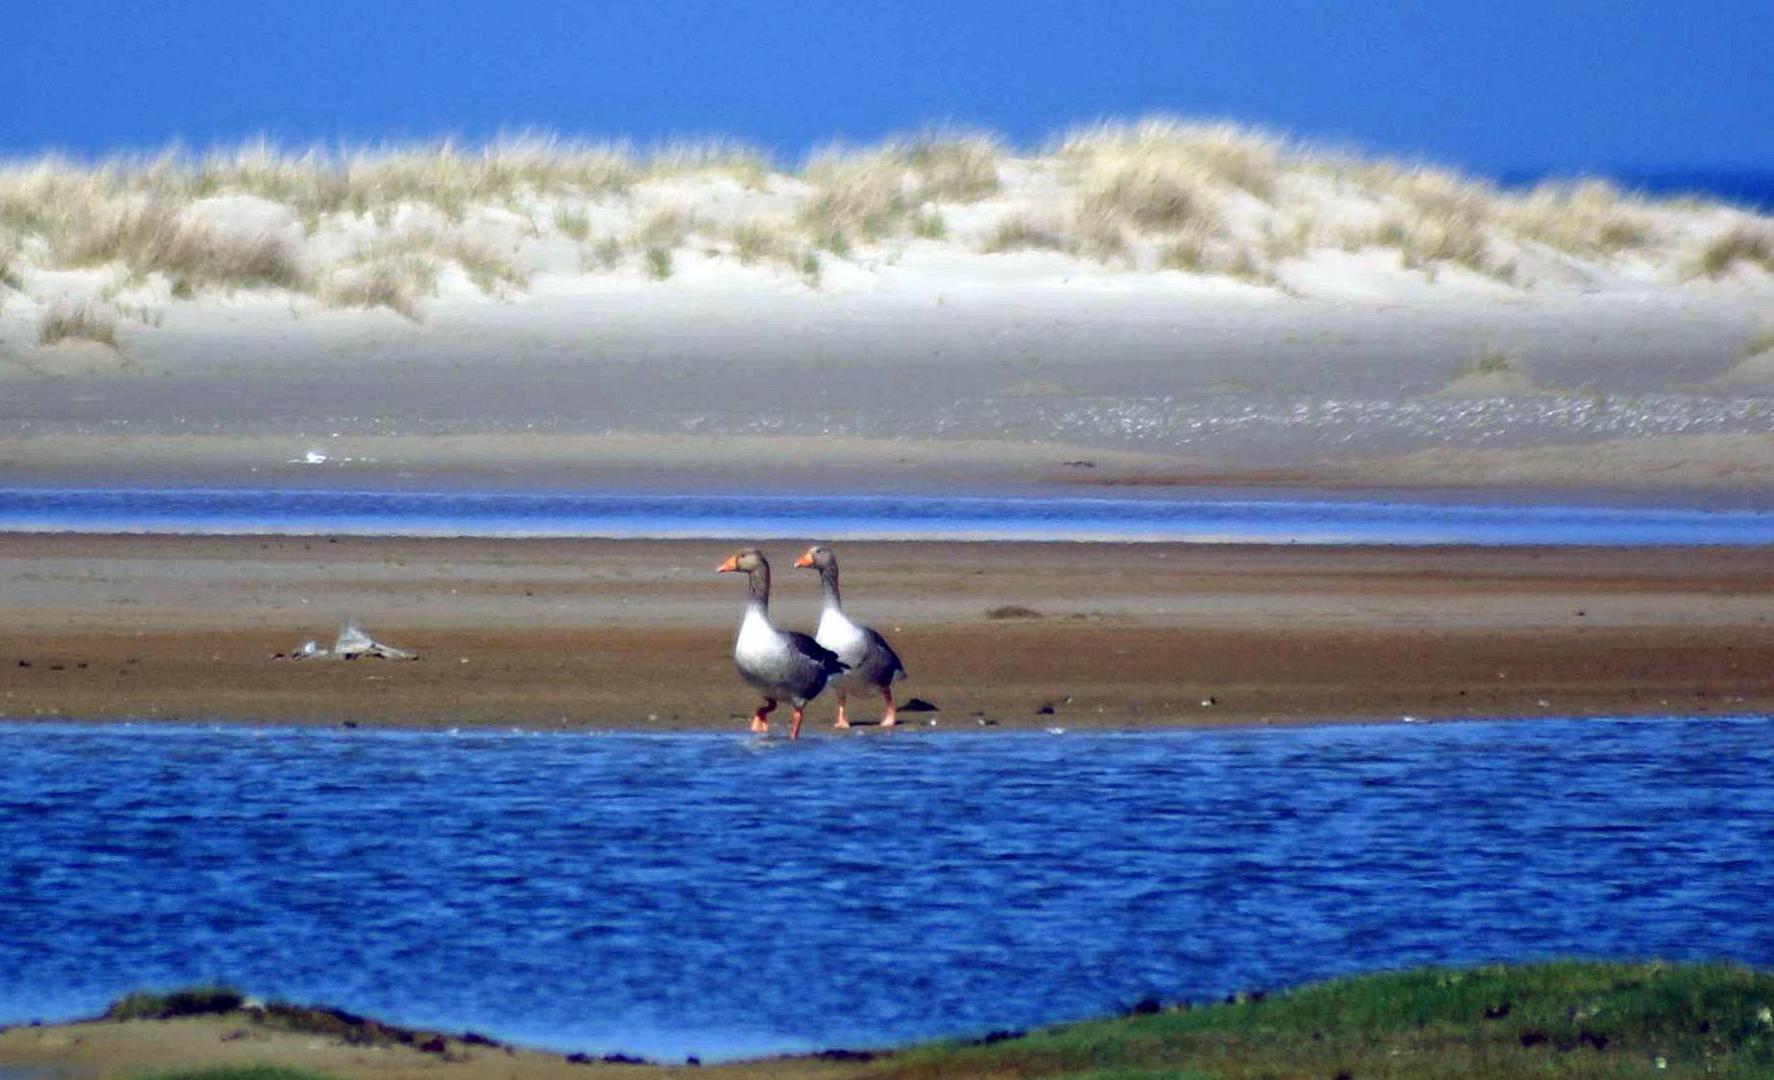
xmin=4 ymin=1 xmax=1770 ymax=174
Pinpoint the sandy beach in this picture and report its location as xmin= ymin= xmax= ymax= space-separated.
xmin=3 ymin=123 xmax=1772 ymax=497
xmin=2 ymin=533 xmax=1771 ymax=731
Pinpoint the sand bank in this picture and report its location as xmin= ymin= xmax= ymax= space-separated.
xmin=2 ymin=534 xmax=1771 ymax=730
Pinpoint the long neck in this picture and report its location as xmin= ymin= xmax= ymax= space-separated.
xmin=818 ymin=564 xmax=843 ymax=611
xmin=747 ymin=563 xmax=771 ymax=614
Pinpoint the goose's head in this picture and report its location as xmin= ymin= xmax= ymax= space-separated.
xmin=792 ymin=545 xmax=835 ymax=571
xmin=715 ymin=548 xmax=768 ymax=575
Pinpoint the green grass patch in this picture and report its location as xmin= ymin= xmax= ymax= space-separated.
xmin=870 ymin=961 xmax=1774 ymax=1079
xmin=1463 ymin=342 xmax=1518 ymax=377
xmin=104 ymin=986 xmax=245 ymax=1020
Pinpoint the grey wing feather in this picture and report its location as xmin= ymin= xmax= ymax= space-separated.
xmin=863 ymin=626 xmax=906 ymax=680
xmin=786 ymin=631 xmax=849 ymax=677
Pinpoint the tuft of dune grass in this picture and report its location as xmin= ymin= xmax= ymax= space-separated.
xmin=320 ymin=256 xmax=435 ymax=322
xmin=49 ymin=197 xmax=304 ymax=294
xmin=1463 ymin=341 xmax=1519 ymax=376
xmin=38 ymin=302 xmax=119 ymax=347
xmin=799 ymin=130 xmax=1002 ymax=245
xmin=729 ymin=217 xmax=802 ymax=268
xmin=1696 ymin=226 xmax=1774 ymax=279
xmin=551 ymin=205 xmax=591 ymax=242
xmin=982 ymin=214 xmax=1073 ymax=255
xmin=636 ymin=208 xmax=704 ymax=250
xmin=1502 ymin=179 xmax=1653 ymax=256
xmin=1061 ymin=117 xmax=1283 ymax=202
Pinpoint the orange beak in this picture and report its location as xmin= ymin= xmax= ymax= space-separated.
xmin=792 ymin=549 xmax=815 ymax=568
xmin=715 ymin=554 xmax=740 ymax=574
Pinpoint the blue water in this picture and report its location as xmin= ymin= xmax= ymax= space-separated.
xmin=2 ymin=719 xmax=1770 ymax=1060
xmin=4 ymin=486 xmax=1774 ymax=545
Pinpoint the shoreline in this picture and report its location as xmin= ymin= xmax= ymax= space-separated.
xmin=3 ymin=534 xmax=1772 ymax=731
xmin=2 ymin=961 xmax=1768 ymax=1077
xmin=5 ymin=429 xmax=1774 ymax=498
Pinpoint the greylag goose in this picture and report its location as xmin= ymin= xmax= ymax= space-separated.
xmin=716 ymin=548 xmax=846 ymax=738
xmin=793 ymin=544 xmax=906 ymax=727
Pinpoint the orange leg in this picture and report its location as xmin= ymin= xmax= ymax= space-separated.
xmin=880 ymin=686 xmax=898 ymax=727
xmin=833 ymin=689 xmax=851 ymax=729
xmin=790 ymin=706 xmax=805 ymax=740
xmin=751 ymin=698 xmax=776 ymax=734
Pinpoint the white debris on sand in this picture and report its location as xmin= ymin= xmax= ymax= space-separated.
xmin=280 ymin=620 xmax=416 ymax=661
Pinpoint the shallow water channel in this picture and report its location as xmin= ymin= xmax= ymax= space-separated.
xmin=1 ymin=719 xmax=1771 ymax=1060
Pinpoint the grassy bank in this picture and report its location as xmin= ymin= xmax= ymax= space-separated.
xmin=26 ymin=961 xmax=1772 ymax=1079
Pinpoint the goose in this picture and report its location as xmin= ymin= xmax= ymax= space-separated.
xmin=716 ymin=548 xmax=846 ymax=738
xmin=793 ymin=544 xmax=906 ymax=727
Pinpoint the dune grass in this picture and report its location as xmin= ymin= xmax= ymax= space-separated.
xmin=0 ymin=118 xmax=1768 ymax=320
xmin=798 ymin=130 xmax=1002 ymax=246
xmin=38 ymin=302 xmax=120 ymax=347
xmin=982 ymin=213 xmax=1073 ymax=255
xmin=1697 ymin=226 xmax=1774 ymax=279
xmin=1463 ymin=342 xmax=1520 ymax=377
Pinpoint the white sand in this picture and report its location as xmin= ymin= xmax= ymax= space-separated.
xmin=2 ymin=124 xmax=1771 ymax=492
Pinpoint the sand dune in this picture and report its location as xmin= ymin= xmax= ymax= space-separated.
xmin=2 ymin=118 xmax=1772 ymax=491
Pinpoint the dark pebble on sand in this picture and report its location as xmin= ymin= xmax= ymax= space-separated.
xmin=341 ymin=721 xmax=358 ymax=729
xmin=900 ymin=697 xmax=939 ymax=712
xmin=17 ymin=660 xmax=28 ymax=668
xmin=1036 ymin=703 xmax=1056 ymax=715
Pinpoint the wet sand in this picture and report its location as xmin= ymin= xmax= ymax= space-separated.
xmin=3 ymin=534 xmax=1773 ymax=730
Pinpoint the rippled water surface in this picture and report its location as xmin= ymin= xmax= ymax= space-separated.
xmin=2 ymin=720 xmax=1771 ymax=1060
xmin=7 ymin=486 xmax=1774 ymax=544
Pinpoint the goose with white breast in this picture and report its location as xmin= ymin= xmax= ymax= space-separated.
xmin=794 ymin=544 xmax=907 ymax=727
xmin=716 ymin=547 xmax=846 ymax=739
